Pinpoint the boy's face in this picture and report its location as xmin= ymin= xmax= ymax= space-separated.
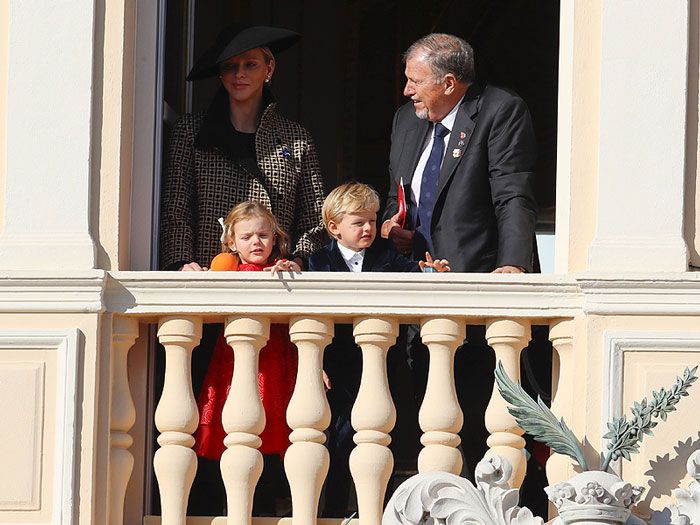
xmin=328 ymin=210 xmax=377 ymax=252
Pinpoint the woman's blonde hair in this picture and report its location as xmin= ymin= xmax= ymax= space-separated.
xmin=221 ymin=201 xmax=291 ymax=263
xmin=322 ymin=182 xmax=380 ymax=235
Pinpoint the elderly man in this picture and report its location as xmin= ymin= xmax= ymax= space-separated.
xmin=381 ymin=33 xmax=537 ymax=273
xmin=381 ymin=33 xmax=538 ymax=478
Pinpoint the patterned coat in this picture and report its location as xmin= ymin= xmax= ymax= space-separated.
xmin=160 ymin=88 xmax=325 ymax=270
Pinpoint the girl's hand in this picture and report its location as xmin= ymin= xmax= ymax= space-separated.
xmin=419 ymin=252 xmax=451 ymax=273
xmin=180 ymin=262 xmax=208 ymax=271
xmin=264 ymin=258 xmax=301 ymax=275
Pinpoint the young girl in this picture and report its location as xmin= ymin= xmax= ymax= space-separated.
xmin=193 ymin=201 xmax=300 ymax=513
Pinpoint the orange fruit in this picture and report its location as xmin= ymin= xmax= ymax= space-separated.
xmin=210 ymin=252 xmax=238 ymax=271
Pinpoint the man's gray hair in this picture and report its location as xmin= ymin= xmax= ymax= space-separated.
xmin=404 ymin=33 xmax=475 ymax=83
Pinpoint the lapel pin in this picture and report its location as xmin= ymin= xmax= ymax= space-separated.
xmin=458 ymin=140 xmax=465 ymax=146
xmin=452 ymin=148 xmax=462 ymax=158
xmin=281 ymin=146 xmax=291 ymax=159
xmin=459 ymin=131 xmax=467 ymax=140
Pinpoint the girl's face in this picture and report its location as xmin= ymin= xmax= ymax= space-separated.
xmin=230 ymin=215 xmax=275 ymax=265
xmin=219 ymin=48 xmax=274 ymax=105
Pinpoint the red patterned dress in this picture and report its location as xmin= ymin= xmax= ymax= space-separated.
xmin=193 ymin=263 xmax=298 ymax=459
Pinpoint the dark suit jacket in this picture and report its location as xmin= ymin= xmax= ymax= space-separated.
xmin=308 ymin=238 xmax=420 ymax=273
xmin=383 ymin=83 xmax=538 ymax=272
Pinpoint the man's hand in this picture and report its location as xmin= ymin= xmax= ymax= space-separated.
xmin=381 ymin=212 xmax=414 ymax=253
xmin=492 ymin=265 xmax=524 ymax=274
xmin=180 ymin=262 xmax=208 ymax=271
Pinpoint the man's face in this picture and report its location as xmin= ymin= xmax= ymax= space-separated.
xmin=403 ymin=54 xmax=447 ymax=121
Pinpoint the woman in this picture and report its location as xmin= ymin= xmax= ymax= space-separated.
xmin=160 ymin=25 xmax=325 ymax=272
xmin=159 ymin=25 xmax=325 ymax=515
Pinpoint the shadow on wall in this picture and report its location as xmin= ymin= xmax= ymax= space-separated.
xmin=640 ymin=432 xmax=700 ymax=515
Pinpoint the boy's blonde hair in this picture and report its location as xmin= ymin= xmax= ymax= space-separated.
xmin=221 ymin=201 xmax=291 ymax=263
xmin=322 ymin=182 xmax=381 ymax=235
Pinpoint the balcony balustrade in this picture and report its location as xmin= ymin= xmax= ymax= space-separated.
xmin=101 ymin=271 xmax=582 ymax=525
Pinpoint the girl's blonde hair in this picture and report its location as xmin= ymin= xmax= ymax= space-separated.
xmin=221 ymin=201 xmax=291 ymax=263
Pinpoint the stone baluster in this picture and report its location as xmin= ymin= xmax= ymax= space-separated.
xmin=220 ymin=317 xmax=270 ymax=525
xmin=484 ymin=319 xmax=531 ymax=488
xmin=547 ymin=319 xmax=576 ymax=484
xmin=350 ymin=317 xmax=399 ymax=525
xmin=418 ymin=317 xmax=466 ymax=474
xmin=286 ymin=317 xmax=334 ymax=525
xmin=154 ymin=316 xmax=203 ymax=525
xmin=108 ymin=317 xmax=139 ymax=525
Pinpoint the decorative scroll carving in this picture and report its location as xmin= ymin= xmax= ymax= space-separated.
xmin=651 ymin=450 xmax=700 ymax=525
xmin=383 ymin=456 xmax=543 ymax=525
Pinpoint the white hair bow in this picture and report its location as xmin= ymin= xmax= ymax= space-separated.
xmin=218 ymin=217 xmax=227 ymax=243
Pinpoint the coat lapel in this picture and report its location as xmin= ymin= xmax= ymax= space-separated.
xmin=329 ymin=240 xmax=351 ymax=272
xmin=361 ymin=242 xmax=379 ymax=271
xmin=397 ymin=119 xmax=431 ymax=184
xmin=436 ymin=84 xmax=482 ymax=198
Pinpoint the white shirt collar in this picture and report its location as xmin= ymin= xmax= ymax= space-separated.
xmin=438 ymin=94 xmax=465 ymax=133
xmin=336 ymin=242 xmax=365 ymax=272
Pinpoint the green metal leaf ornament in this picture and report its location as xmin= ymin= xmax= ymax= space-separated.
xmin=494 ymin=361 xmax=589 ymax=471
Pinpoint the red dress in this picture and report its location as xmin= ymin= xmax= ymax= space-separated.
xmin=193 ymin=263 xmax=298 ymax=459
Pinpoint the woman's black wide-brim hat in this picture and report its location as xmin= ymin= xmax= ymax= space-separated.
xmin=186 ymin=25 xmax=300 ymax=81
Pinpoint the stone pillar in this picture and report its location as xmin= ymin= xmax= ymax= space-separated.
xmin=350 ymin=317 xmax=399 ymax=525
xmin=587 ymin=1 xmax=689 ymax=271
xmin=547 ymin=319 xmax=577 ymax=485
xmin=0 ymin=2 xmax=97 ymax=269
xmin=418 ymin=318 xmax=466 ymax=474
xmin=154 ymin=316 xmax=202 ymax=525
xmin=220 ymin=316 xmax=270 ymax=525
xmin=286 ymin=317 xmax=334 ymax=525
xmin=108 ymin=317 xmax=139 ymax=525
xmin=484 ymin=319 xmax=530 ymax=488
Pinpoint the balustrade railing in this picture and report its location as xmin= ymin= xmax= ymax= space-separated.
xmin=104 ymin=271 xmax=582 ymax=525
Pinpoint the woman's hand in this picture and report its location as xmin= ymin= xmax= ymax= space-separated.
xmin=419 ymin=252 xmax=451 ymax=273
xmin=179 ymin=262 xmax=208 ymax=271
xmin=264 ymin=258 xmax=302 ymax=275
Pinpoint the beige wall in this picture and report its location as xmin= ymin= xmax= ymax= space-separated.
xmin=0 ymin=314 xmax=106 ymax=525
xmin=93 ymin=0 xmax=138 ymax=270
xmin=574 ymin=314 xmax=700 ymax=517
xmin=0 ymin=2 xmax=9 ymax=233
xmin=557 ymin=0 xmax=602 ymax=273
xmin=687 ymin=1 xmax=700 ymax=267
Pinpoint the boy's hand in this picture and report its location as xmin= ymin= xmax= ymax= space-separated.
xmin=264 ymin=258 xmax=301 ymax=275
xmin=419 ymin=252 xmax=451 ymax=273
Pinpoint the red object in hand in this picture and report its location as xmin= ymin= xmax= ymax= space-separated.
xmin=397 ymin=177 xmax=407 ymax=228
xmin=210 ymin=252 xmax=238 ymax=271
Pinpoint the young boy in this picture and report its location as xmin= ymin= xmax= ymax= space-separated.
xmin=309 ymin=182 xmax=448 ymax=517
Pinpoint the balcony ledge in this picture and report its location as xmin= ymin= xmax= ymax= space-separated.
xmin=0 ymin=270 xmax=698 ymax=318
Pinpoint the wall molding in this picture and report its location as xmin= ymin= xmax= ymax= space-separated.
xmin=0 ymin=330 xmax=81 ymax=525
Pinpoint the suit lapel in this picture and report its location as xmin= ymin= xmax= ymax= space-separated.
xmin=397 ymin=119 xmax=431 ymax=184
xmin=436 ymin=85 xmax=481 ymax=198
xmin=329 ymin=240 xmax=351 ymax=272
xmin=361 ymin=243 xmax=379 ymax=271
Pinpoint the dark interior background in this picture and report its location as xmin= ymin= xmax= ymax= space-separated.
xmin=163 ymin=0 xmax=559 ymax=229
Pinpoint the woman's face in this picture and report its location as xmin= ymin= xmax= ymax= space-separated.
xmin=219 ymin=48 xmax=274 ymax=105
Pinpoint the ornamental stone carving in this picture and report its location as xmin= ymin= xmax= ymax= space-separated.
xmin=383 ymin=456 xmax=543 ymax=525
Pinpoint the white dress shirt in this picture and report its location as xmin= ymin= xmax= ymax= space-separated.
xmin=410 ymin=96 xmax=464 ymax=207
xmin=337 ymin=242 xmax=365 ymax=272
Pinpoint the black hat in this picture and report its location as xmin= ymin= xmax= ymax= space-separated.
xmin=186 ymin=25 xmax=300 ymax=81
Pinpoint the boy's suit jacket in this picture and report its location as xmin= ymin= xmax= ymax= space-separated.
xmin=308 ymin=238 xmax=420 ymax=273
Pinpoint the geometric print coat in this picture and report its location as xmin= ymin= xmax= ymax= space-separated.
xmin=159 ymin=88 xmax=326 ymax=270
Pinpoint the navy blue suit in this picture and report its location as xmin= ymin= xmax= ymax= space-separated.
xmin=309 ymin=238 xmax=419 ymax=516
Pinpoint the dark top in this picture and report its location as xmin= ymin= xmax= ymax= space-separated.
xmin=308 ymin=238 xmax=421 ymax=273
